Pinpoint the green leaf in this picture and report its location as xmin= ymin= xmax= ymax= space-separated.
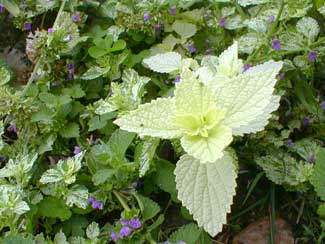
xmin=256 ymin=152 xmax=313 ymax=186
xmin=65 ymin=185 xmax=89 ymax=209
xmin=38 ymin=197 xmax=72 ymax=221
xmin=169 ymin=223 xmax=203 ymax=244
xmin=60 ymin=123 xmax=80 ymax=138
xmin=0 ymin=64 xmax=11 ymax=86
xmin=3 ymin=234 xmax=34 ymax=244
xmin=296 ymin=17 xmax=320 ymax=41
xmin=114 ymin=98 xmax=182 ymax=139
xmin=88 ymin=46 xmax=107 ymax=58
xmin=175 ymin=152 xmax=237 ymax=236
xmin=81 ymin=66 xmax=106 ymax=80
xmin=154 ymin=159 xmax=178 ymax=202
xmin=172 ymin=20 xmax=197 ymax=40
xmin=2 ymin=0 xmax=20 ymax=16
xmin=86 ymin=222 xmax=100 ymax=240
xmin=142 ymin=52 xmax=182 ymax=73
xmin=108 ymin=129 xmax=136 ymax=159
xmin=136 ymin=194 xmax=160 ymax=221
xmin=88 ymin=114 xmax=114 ymax=132
xmin=238 ymin=0 xmax=270 ymax=7
xmin=62 ymin=215 xmax=89 ymax=238
xmin=108 ymin=40 xmax=126 ymax=52
xmin=310 ymin=149 xmax=325 ymax=200
xmin=92 ymin=169 xmax=116 ymax=185
xmin=135 ymin=137 xmax=160 ymax=177
xmin=54 ymin=230 xmax=69 ymax=244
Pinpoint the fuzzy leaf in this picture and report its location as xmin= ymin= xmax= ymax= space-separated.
xmin=310 ymin=149 xmax=325 ymax=200
xmin=86 ymin=222 xmax=100 ymax=240
xmin=114 ymin=98 xmax=181 ymax=139
xmin=296 ymin=17 xmax=320 ymax=41
xmin=238 ymin=0 xmax=270 ymax=7
xmin=143 ymin=52 xmax=182 ymax=73
xmin=213 ymin=60 xmax=283 ymax=135
xmin=65 ymin=185 xmax=89 ymax=209
xmin=216 ymin=41 xmax=243 ymax=77
xmin=175 ymin=152 xmax=237 ymax=236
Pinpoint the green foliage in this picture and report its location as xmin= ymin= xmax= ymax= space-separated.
xmin=169 ymin=223 xmax=211 ymax=244
xmin=310 ymin=149 xmax=325 ymax=200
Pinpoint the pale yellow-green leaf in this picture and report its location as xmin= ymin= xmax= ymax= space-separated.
xmin=114 ymin=98 xmax=182 ymax=139
xmin=142 ymin=52 xmax=182 ymax=73
xmin=172 ymin=20 xmax=197 ymax=40
xmin=214 ymin=60 xmax=283 ymax=135
xmin=180 ymin=124 xmax=233 ymax=163
xmin=216 ymin=41 xmax=243 ymax=78
xmin=175 ymin=152 xmax=237 ymax=236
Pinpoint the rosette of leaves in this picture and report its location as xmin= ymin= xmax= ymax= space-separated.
xmin=114 ymin=42 xmax=283 ymax=235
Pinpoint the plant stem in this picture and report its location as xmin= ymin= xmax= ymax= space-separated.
xmin=22 ymin=0 xmax=67 ymax=96
xmin=113 ymin=190 xmax=131 ymax=211
xmin=269 ymin=183 xmax=276 ymax=244
xmin=267 ymin=0 xmax=285 ymax=39
xmin=234 ymin=0 xmax=246 ymax=19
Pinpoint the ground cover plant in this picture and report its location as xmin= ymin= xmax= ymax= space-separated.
xmin=0 ymin=0 xmax=324 ymax=243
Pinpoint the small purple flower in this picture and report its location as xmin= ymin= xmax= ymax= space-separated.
xmin=174 ymin=75 xmax=181 ymax=83
xmin=73 ymin=146 xmax=81 ymax=155
xmin=308 ymin=51 xmax=317 ymax=62
xmin=47 ymin=28 xmax=54 ymax=34
xmin=63 ymin=34 xmax=73 ymax=42
xmin=128 ymin=218 xmax=142 ymax=229
xmin=0 ymin=4 xmax=5 ymax=13
xmin=321 ymin=101 xmax=325 ymax=111
xmin=143 ymin=12 xmax=151 ymax=21
xmin=205 ymin=49 xmax=212 ymax=55
xmin=119 ymin=226 xmax=132 ymax=237
xmin=307 ymin=155 xmax=315 ymax=164
xmin=286 ymin=139 xmax=294 ymax=147
xmin=92 ymin=201 xmax=104 ymax=210
xmin=91 ymin=138 xmax=99 ymax=145
xmin=188 ymin=44 xmax=196 ymax=54
xmin=87 ymin=197 xmax=96 ymax=203
xmin=72 ymin=13 xmax=81 ymax=23
xmin=178 ymin=241 xmax=186 ymax=244
xmin=278 ymin=73 xmax=285 ymax=80
xmin=272 ymin=39 xmax=281 ymax=51
xmin=7 ymin=123 xmax=17 ymax=133
xmin=170 ymin=5 xmax=176 ymax=16
xmin=110 ymin=232 xmax=119 ymax=242
xmin=120 ymin=218 xmax=128 ymax=226
xmin=219 ymin=18 xmax=226 ymax=27
xmin=68 ymin=62 xmax=74 ymax=71
xmin=153 ymin=24 xmax=161 ymax=35
xmin=268 ymin=15 xmax=275 ymax=23
xmin=24 ymin=21 xmax=32 ymax=31
xmin=243 ymin=64 xmax=251 ymax=72
xmin=302 ymin=117 xmax=310 ymax=126
xmin=67 ymin=62 xmax=74 ymax=80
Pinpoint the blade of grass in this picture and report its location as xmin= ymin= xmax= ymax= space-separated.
xmin=243 ymin=171 xmax=264 ymax=205
xmin=269 ymin=183 xmax=276 ymax=244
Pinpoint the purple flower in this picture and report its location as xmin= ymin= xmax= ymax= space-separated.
xmin=205 ymin=49 xmax=212 ymax=55
xmin=243 ymin=64 xmax=251 ymax=72
xmin=178 ymin=241 xmax=186 ymax=244
xmin=67 ymin=62 xmax=74 ymax=80
xmin=119 ymin=226 xmax=132 ymax=237
xmin=24 ymin=21 xmax=32 ymax=31
xmin=174 ymin=75 xmax=181 ymax=83
xmin=7 ymin=123 xmax=17 ymax=133
xmin=92 ymin=201 xmax=104 ymax=210
xmin=73 ymin=146 xmax=81 ymax=155
xmin=87 ymin=197 xmax=96 ymax=203
xmin=321 ymin=101 xmax=325 ymax=111
xmin=302 ymin=117 xmax=310 ymax=126
xmin=188 ymin=44 xmax=196 ymax=54
xmin=72 ymin=13 xmax=81 ymax=23
xmin=110 ymin=232 xmax=119 ymax=242
xmin=0 ymin=4 xmax=5 ymax=13
xmin=120 ymin=218 xmax=128 ymax=226
xmin=219 ymin=18 xmax=226 ymax=27
xmin=63 ymin=34 xmax=73 ymax=42
xmin=128 ymin=218 xmax=142 ymax=229
xmin=153 ymin=24 xmax=161 ymax=35
xmin=47 ymin=28 xmax=53 ymax=34
xmin=308 ymin=51 xmax=317 ymax=62
xmin=272 ymin=39 xmax=281 ymax=51
xmin=279 ymin=73 xmax=285 ymax=80
xmin=268 ymin=15 xmax=275 ymax=23
xmin=68 ymin=62 xmax=74 ymax=71
xmin=143 ymin=12 xmax=151 ymax=21
xmin=286 ymin=139 xmax=294 ymax=147
xmin=307 ymin=156 xmax=315 ymax=164
xmin=170 ymin=5 xmax=176 ymax=16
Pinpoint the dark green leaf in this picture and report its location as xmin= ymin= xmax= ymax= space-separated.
xmin=136 ymin=194 xmax=160 ymax=221
xmin=38 ymin=197 xmax=72 ymax=221
xmin=60 ymin=123 xmax=80 ymax=138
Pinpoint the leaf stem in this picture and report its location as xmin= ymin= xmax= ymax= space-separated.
xmin=22 ymin=0 xmax=67 ymax=96
xmin=113 ymin=190 xmax=131 ymax=211
xmin=267 ymin=0 xmax=285 ymax=39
